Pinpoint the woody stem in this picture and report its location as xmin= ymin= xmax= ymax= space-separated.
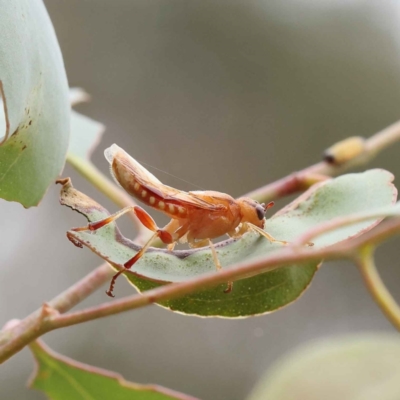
xmin=246 ymin=119 xmax=400 ymax=203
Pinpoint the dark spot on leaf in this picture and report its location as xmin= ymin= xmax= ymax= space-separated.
xmin=22 ymin=145 xmax=27 ymax=151
xmin=29 ymin=120 xmax=32 ymax=126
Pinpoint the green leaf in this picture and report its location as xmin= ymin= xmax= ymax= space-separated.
xmin=68 ymin=110 xmax=104 ymax=160
xmin=29 ymin=340 xmax=197 ymax=400
xmin=247 ymin=334 xmax=400 ymax=400
xmin=270 ymin=169 xmax=397 ymax=247
xmin=69 ymin=87 xmax=91 ymax=106
xmin=61 ymin=169 xmax=396 ymax=317
xmin=0 ymin=0 xmax=70 ymax=207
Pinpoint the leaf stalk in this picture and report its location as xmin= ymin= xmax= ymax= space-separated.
xmin=356 ymin=246 xmax=400 ymax=332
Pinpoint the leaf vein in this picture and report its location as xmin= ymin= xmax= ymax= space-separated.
xmin=45 ymin=357 xmax=97 ymax=400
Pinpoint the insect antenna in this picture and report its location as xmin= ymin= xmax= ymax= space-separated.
xmin=262 ymin=201 xmax=275 ymax=216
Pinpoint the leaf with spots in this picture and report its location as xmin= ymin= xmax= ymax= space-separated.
xmin=60 ymin=169 xmax=396 ymax=317
xmin=29 ymin=339 xmax=198 ymax=400
xmin=0 ymin=0 xmax=69 ymax=207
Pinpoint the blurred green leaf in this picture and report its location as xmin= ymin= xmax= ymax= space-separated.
xmin=61 ymin=169 xmax=396 ymax=317
xmin=247 ymin=334 xmax=400 ymax=400
xmin=29 ymin=340 xmax=197 ymax=400
xmin=68 ymin=110 xmax=104 ymax=160
xmin=0 ymin=0 xmax=70 ymax=207
xmin=69 ymin=87 xmax=91 ymax=106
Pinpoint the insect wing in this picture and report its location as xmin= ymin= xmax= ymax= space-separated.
xmin=105 ymin=144 xmax=161 ymax=187
xmin=104 ymin=144 xmax=225 ymax=212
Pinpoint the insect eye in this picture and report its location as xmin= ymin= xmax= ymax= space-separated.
xmin=256 ymin=205 xmax=265 ymax=220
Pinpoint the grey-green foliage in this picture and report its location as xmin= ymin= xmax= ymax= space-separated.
xmin=64 ymin=169 xmax=396 ymax=317
xmin=0 ymin=0 xmax=70 ymax=207
xmin=247 ymin=334 xmax=400 ymax=400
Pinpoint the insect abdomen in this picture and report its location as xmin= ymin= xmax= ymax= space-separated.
xmin=113 ymin=163 xmax=187 ymax=217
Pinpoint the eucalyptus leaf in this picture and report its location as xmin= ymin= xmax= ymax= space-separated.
xmin=29 ymin=340 xmax=198 ymax=400
xmin=61 ymin=169 xmax=396 ymax=317
xmin=247 ymin=334 xmax=400 ymax=400
xmin=270 ymin=169 xmax=397 ymax=247
xmin=68 ymin=110 xmax=104 ymax=160
xmin=69 ymin=87 xmax=91 ymax=106
xmin=0 ymin=0 xmax=70 ymax=207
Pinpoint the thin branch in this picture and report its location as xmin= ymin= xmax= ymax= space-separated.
xmin=356 ymin=246 xmax=400 ymax=331
xmin=0 ymin=246 xmax=333 ymax=363
xmin=0 ymin=263 xmax=113 ymax=357
xmin=48 ymin=263 xmax=113 ymax=313
xmin=45 ymin=247 xmax=343 ymax=329
xmin=44 ymin=217 xmax=400 ymax=327
xmin=2 ymin=120 xmax=400 ymax=364
xmin=245 ymin=119 xmax=400 ymax=203
xmin=246 ymin=171 xmax=330 ymax=203
xmin=41 ymin=217 xmax=400 ymax=326
xmin=4 ymin=216 xmax=400 ymax=363
xmin=365 ymin=119 xmax=400 ymax=156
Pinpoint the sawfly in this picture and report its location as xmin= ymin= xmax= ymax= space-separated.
xmin=73 ymin=144 xmax=288 ymax=297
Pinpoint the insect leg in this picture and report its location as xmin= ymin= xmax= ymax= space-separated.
xmin=72 ymin=206 xmax=156 ymax=232
xmin=167 ymin=243 xmax=176 ymax=251
xmin=106 ymin=230 xmax=161 ymax=297
xmin=106 ymin=218 xmax=180 ymax=297
xmin=228 ymin=223 xmax=248 ymax=239
xmin=167 ymin=221 xmax=190 ymax=251
xmin=208 ymin=239 xmax=233 ymax=293
xmin=188 ymin=237 xmax=233 ymax=293
xmin=248 ymin=223 xmax=289 ymax=245
xmin=248 ymin=223 xmax=313 ymax=246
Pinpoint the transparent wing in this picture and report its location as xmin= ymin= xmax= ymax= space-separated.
xmin=105 ymin=144 xmax=226 ymax=212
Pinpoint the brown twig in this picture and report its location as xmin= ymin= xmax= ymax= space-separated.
xmin=0 ymin=263 xmax=112 ymax=356
xmin=245 ymin=119 xmax=400 ymax=203
xmin=36 ymin=217 xmax=400 ymax=329
xmin=2 ymin=120 xmax=400 ymax=363
xmin=2 ymin=215 xmax=400 ymax=363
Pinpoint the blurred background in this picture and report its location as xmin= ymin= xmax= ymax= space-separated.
xmin=2 ymin=0 xmax=400 ymax=398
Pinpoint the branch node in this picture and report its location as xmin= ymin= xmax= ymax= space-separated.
xmin=40 ymin=303 xmax=59 ymax=321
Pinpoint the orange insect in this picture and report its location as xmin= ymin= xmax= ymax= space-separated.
xmin=74 ymin=144 xmax=288 ymax=297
